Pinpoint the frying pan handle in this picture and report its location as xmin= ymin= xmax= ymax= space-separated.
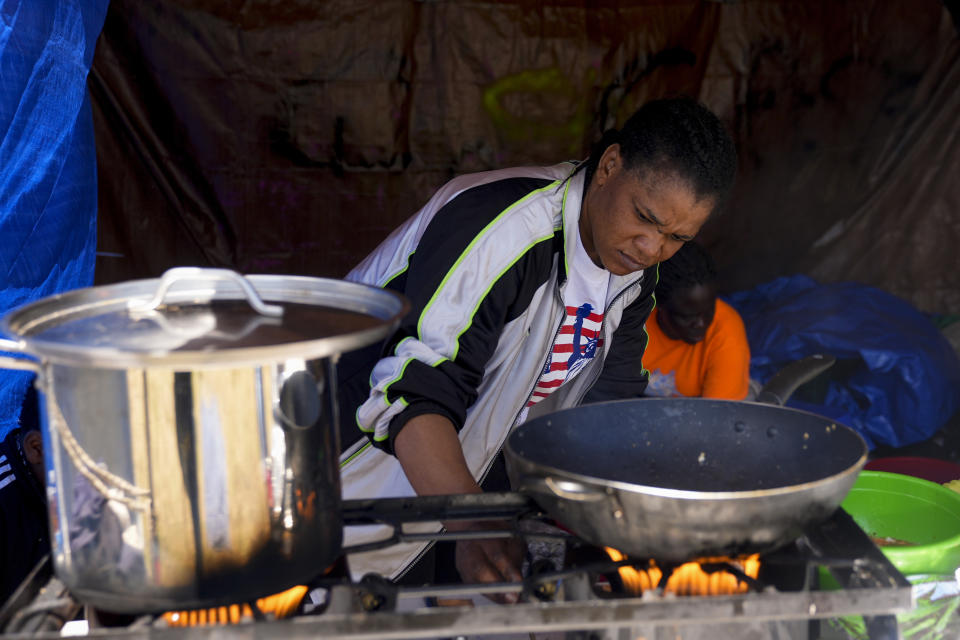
xmin=756 ymin=354 xmax=836 ymax=406
xmin=520 ymin=476 xmax=607 ymax=502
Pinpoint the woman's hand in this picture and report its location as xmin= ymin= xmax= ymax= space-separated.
xmin=394 ymin=414 xmax=524 ymax=603
xmin=447 ymin=520 xmax=524 ymax=604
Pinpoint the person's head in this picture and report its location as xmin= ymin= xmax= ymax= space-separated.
xmin=18 ymin=428 xmax=44 ymax=484
xmin=655 ymin=240 xmax=718 ymax=344
xmin=578 ymin=97 xmax=737 ymax=276
xmin=18 ymin=384 xmax=44 ymax=484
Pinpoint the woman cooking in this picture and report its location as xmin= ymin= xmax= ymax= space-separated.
xmin=335 ymin=96 xmax=738 ymax=596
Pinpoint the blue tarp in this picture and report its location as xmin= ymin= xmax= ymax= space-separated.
xmin=725 ymin=275 xmax=960 ymax=449
xmin=0 ymin=0 xmax=109 ymax=438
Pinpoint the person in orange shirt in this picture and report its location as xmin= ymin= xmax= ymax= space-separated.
xmin=643 ymin=241 xmax=750 ymax=400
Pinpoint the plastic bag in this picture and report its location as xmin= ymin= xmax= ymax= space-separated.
xmin=0 ymin=0 xmax=109 ymax=438
xmin=725 ymin=275 xmax=960 ymax=449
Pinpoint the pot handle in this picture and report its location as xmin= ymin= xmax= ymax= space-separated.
xmin=520 ymin=476 xmax=607 ymax=502
xmin=46 ymin=387 xmax=152 ymax=512
xmin=273 ymin=369 xmax=322 ymax=431
xmin=0 ymin=338 xmax=41 ymax=375
xmin=0 ymin=339 xmax=150 ymax=511
xmin=129 ymin=267 xmax=284 ymax=318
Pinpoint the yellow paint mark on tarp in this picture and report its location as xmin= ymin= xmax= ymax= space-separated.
xmin=483 ymin=67 xmax=594 ymax=151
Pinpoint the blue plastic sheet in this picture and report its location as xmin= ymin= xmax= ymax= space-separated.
xmin=725 ymin=275 xmax=960 ymax=449
xmin=0 ymin=0 xmax=109 ymax=438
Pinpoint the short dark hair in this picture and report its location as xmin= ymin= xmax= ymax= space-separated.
xmin=18 ymin=384 xmax=41 ymax=433
xmin=655 ymin=240 xmax=717 ymax=305
xmin=584 ymin=97 xmax=737 ymax=213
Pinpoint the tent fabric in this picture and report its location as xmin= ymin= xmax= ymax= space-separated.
xmin=725 ymin=275 xmax=960 ymax=449
xmin=0 ymin=0 xmax=109 ymax=438
xmin=87 ymin=1 xmax=960 ymax=318
xmin=801 ymin=34 xmax=960 ymax=313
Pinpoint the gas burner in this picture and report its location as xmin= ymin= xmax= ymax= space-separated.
xmin=1 ymin=493 xmax=915 ymax=640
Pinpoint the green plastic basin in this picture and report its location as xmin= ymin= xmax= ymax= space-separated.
xmin=819 ymin=471 xmax=960 ymax=637
xmin=841 ymin=470 xmax=960 ymax=576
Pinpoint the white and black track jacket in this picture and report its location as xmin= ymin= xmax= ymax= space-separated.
xmin=339 ymin=162 xmax=657 ymax=579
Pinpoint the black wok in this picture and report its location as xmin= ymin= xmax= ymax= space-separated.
xmin=504 ymin=397 xmax=868 ymax=562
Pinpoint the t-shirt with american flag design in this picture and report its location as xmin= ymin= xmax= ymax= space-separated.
xmin=522 ymin=226 xmax=611 ymax=416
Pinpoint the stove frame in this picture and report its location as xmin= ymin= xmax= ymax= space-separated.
xmin=0 ymin=492 xmax=915 ymax=640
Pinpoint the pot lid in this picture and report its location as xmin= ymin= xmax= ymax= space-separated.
xmin=0 ymin=268 xmax=409 ymax=368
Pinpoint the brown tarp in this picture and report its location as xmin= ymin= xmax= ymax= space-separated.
xmin=90 ymin=0 xmax=960 ymax=313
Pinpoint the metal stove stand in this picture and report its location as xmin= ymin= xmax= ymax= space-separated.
xmin=0 ymin=493 xmax=915 ymax=640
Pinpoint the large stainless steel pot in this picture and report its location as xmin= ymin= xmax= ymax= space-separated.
xmin=0 ymin=268 xmax=407 ymax=612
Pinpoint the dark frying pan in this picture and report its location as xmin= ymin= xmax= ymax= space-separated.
xmin=504 ymin=397 xmax=868 ymax=562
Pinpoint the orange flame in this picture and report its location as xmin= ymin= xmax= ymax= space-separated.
xmin=604 ymin=548 xmax=761 ymax=596
xmin=162 ymin=585 xmax=308 ymax=626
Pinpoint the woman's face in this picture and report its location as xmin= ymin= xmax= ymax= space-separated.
xmin=579 ymin=144 xmax=713 ymax=277
xmin=657 ymin=283 xmax=717 ymax=344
